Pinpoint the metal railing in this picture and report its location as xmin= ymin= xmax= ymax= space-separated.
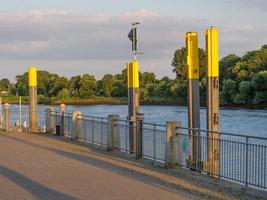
xmin=1 ymin=109 xmax=46 ymax=132
xmin=48 ymin=111 xmax=267 ymax=190
xmin=175 ymin=127 xmax=267 ymax=190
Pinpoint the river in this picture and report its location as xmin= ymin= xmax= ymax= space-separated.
xmin=8 ymin=104 xmax=267 ymax=138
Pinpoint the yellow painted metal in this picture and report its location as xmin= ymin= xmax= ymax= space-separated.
xmin=205 ymin=27 xmax=219 ymax=77
xmin=28 ymin=66 xmax=37 ymax=87
xmin=127 ymin=60 xmax=139 ymax=88
xmin=186 ymin=32 xmax=199 ymax=79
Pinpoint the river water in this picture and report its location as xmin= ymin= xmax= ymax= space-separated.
xmin=9 ymin=104 xmax=267 ymax=138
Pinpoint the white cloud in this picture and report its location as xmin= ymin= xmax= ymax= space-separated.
xmin=0 ymin=9 xmax=266 ymax=80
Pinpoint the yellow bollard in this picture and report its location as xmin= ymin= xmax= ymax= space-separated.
xmin=127 ymin=60 xmax=140 ymax=155
xmin=186 ymin=32 xmax=201 ymax=170
xmin=205 ymin=27 xmax=220 ymax=177
xmin=28 ymin=66 xmax=38 ymax=132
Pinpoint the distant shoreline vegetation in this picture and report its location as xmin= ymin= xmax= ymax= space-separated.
xmin=0 ymin=45 xmax=266 ymax=108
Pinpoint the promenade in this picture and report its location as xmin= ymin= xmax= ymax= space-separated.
xmin=0 ymin=132 xmax=265 ymax=200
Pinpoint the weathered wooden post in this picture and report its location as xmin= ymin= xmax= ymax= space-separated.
xmin=107 ymin=114 xmax=120 ymax=151
xmin=28 ymin=66 xmax=38 ymax=132
xmin=4 ymin=103 xmax=10 ymax=132
xmin=165 ymin=121 xmax=180 ymax=168
xmin=127 ymin=60 xmax=140 ymax=154
xmin=60 ymin=104 xmax=66 ymax=136
xmin=205 ymin=26 xmax=220 ymax=177
xmin=186 ymin=32 xmax=201 ymax=170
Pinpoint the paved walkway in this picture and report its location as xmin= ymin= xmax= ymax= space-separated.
xmin=0 ymin=132 xmax=199 ymax=200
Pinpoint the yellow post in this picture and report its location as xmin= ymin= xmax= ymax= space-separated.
xmin=127 ymin=60 xmax=140 ymax=155
xmin=186 ymin=32 xmax=201 ymax=170
xmin=205 ymin=27 xmax=220 ymax=177
xmin=28 ymin=66 xmax=38 ymax=132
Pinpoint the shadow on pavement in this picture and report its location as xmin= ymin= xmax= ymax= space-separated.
xmin=0 ymin=165 xmax=77 ymax=200
xmin=0 ymin=133 xmax=241 ymax=200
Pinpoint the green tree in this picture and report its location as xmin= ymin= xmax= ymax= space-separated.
xmin=102 ymin=74 xmax=113 ymax=98
xmin=15 ymin=74 xmax=28 ymax=96
xmin=69 ymin=75 xmax=81 ymax=97
xmin=233 ymin=81 xmax=254 ymax=104
xmin=79 ymin=74 xmax=97 ymax=98
xmin=219 ymin=54 xmax=241 ymax=80
xmin=252 ymin=71 xmax=267 ymax=103
xmin=111 ymin=80 xmax=127 ymax=97
xmin=221 ymin=79 xmax=237 ymax=104
xmin=57 ymin=88 xmax=70 ymax=100
xmin=48 ymin=76 xmax=68 ymax=97
xmin=0 ymin=78 xmax=11 ymax=92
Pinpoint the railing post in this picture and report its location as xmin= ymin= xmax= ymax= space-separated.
xmin=45 ymin=108 xmax=54 ymax=133
xmin=175 ymin=122 xmax=183 ymax=166
xmin=165 ymin=121 xmax=180 ymax=168
xmin=245 ymin=136 xmax=249 ymax=188
xmin=4 ymin=103 xmax=10 ymax=132
xmin=136 ymin=113 xmax=144 ymax=159
xmin=60 ymin=104 xmax=66 ymax=136
xmin=107 ymin=115 xmax=120 ymax=151
xmin=72 ymin=111 xmax=82 ymax=140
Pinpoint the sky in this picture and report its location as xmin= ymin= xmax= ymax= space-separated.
xmin=0 ymin=0 xmax=266 ymax=81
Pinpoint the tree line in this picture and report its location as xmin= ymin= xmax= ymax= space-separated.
xmin=0 ymin=45 xmax=267 ymax=105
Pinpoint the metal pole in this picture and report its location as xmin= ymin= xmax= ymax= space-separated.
xmin=4 ymin=103 xmax=9 ymax=132
xmin=0 ymin=97 xmax=2 ymax=129
xmin=60 ymin=104 xmax=66 ymax=136
xmin=186 ymin=32 xmax=201 ymax=170
xmin=127 ymin=60 xmax=140 ymax=154
xmin=136 ymin=112 xmax=144 ymax=159
xmin=205 ymin=27 xmax=220 ymax=177
xmin=19 ymin=96 xmax=22 ymax=131
xmin=28 ymin=66 xmax=38 ymax=132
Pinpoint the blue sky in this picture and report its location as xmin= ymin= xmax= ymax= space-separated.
xmin=0 ymin=0 xmax=266 ymax=81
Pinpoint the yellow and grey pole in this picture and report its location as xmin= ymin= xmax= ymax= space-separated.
xmin=127 ymin=60 xmax=140 ymax=154
xmin=186 ymin=32 xmax=201 ymax=170
xmin=205 ymin=27 xmax=220 ymax=177
xmin=28 ymin=66 xmax=38 ymax=132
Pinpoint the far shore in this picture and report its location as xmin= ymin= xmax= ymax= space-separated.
xmin=0 ymin=97 xmax=266 ymax=110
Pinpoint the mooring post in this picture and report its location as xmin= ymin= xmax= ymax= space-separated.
xmin=60 ymin=104 xmax=66 ymax=136
xmin=28 ymin=66 xmax=38 ymax=132
xmin=205 ymin=26 xmax=220 ymax=177
xmin=107 ymin=114 xmax=120 ymax=151
xmin=4 ymin=103 xmax=10 ymax=132
xmin=72 ymin=111 xmax=82 ymax=140
xmin=127 ymin=60 xmax=140 ymax=155
xmin=165 ymin=121 xmax=180 ymax=168
xmin=136 ymin=112 xmax=144 ymax=159
xmin=186 ymin=32 xmax=201 ymax=170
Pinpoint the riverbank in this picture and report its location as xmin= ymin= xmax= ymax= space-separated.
xmin=1 ymin=96 xmax=266 ymax=109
